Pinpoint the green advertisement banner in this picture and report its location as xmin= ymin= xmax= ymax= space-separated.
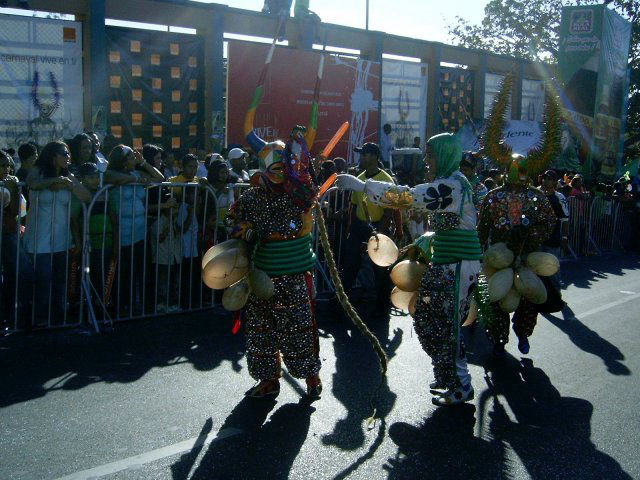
xmin=558 ymin=5 xmax=631 ymax=180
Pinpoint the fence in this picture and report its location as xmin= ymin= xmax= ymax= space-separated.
xmin=83 ymin=182 xmax=223 ymax=329
xmin=0 ymin=182 xmax=637 ymax=334
xmin=565 ymin=195 xmax=636 ymax=257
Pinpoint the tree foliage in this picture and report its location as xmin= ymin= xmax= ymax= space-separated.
xmin=447 ymin=0 xmax=639 ymax=148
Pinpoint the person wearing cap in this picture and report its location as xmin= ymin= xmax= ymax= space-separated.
xmin=460 ymin=151 xmax=488 ymax=210
xmin=227 ymin=148 xmax=251 ymax=183
xmin=341 ymin=142 xmax=396 ymax=312
xmin=336 ymin=133 xmax=481 ymax=405
xmin=540 ymin=169 xmax=569 ymax=290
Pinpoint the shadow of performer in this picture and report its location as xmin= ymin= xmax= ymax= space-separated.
xmin=542 ymin=311 xmax=630 ymax=375
xmin=481 ymin=355 xmax=632 ymax=479
xmin=185 ymin=397 xmax=314 ymax=479
xmin=384 ymin=404 xmax=507 ymax=479
xmin=319 ymin=317 xmax=398 ymax=452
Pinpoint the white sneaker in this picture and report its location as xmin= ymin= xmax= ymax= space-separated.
xmin=432 ymin=385 xmax=474 ymax=406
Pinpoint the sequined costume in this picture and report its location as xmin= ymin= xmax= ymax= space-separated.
xmin=477 ymin=72 xmax=561 ymax=352
xmin=224 ymin=47 xmax=324 ymax=397
xmin=478 ymin=185 xmax=556 ymax=345
xmin=226 ymin=188 xmax=320 ymax=382
xmin=356 ymin=133 xmax=482 ymax=404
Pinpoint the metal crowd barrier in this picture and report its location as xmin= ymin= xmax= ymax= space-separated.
xmin=566 ymin=195 xmax=636 ymax=257
xmin=3 ymin=179 xmax=636 ymax=334
xmin=83 ymin=182 xmax=221 ymax=330
xmin=313 ymin=186 xmax=350 ymax=298
xmin=0 ymin=182 xmax=86 ymax=332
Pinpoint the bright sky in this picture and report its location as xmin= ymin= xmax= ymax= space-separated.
xmin=193 ymin=0 xmax=487 ymax=45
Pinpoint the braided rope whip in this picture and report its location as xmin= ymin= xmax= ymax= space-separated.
xmin=313 ymin=203 xmax=388 ymax=423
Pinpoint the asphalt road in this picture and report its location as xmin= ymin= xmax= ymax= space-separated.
xmin=1 ymin=253 xmax=639 ymax=480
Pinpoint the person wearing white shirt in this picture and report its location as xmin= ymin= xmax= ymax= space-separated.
xmin=379 ymin=123 xmax=393 ymax=168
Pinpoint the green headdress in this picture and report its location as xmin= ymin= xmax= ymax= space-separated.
xmin=427 ymin=132 xmax=462 ymax=178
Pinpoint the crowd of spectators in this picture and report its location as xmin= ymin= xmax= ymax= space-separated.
xmin=0 ymin=134 xmax=258 ymax=330
xmin=1 ymin=131 xmax=639 ymax=331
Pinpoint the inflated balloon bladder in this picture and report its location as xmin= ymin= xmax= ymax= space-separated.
xmin=390 ymin=260 xmax=426 ymax=292
xmin=390 ymin=287 xmax=415 ymax=312
xmin=202 ymin=246 xmax=250 ymax=290
xmin=201 ymin=238 xmax=248 ymax=270
xmin=247 ymin=268 xmax=275 ymax=299
xmin=367 ymin=233 xmax=399 ymax=267
xmin=222 ymin=278 xmax=250 ymax=311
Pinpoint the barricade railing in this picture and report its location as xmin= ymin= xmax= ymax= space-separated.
xmin=313 ymin=186 xmax=350 ymax=298
xmin=0 ymin=182 xmax=87 ymax=332
xmin=82 ymin=182 xmax=220 ymax=330
xmin=2 ymin=180 xmax=635 ymax=334
xmin=565 ymin=195 xmax=637 ymax=257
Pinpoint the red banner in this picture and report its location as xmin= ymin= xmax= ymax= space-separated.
xmin=226 ymin=41 xmax=380 ymax=164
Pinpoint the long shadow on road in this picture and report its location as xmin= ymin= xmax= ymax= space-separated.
xmin=542 ymin=309 xmax=630 ymax=376
xmin=480 ymin=355 xmax=631 ymax=480
xmin=563 ymin=254 xmax=640 ymax=290
xmin=385 ymin=354 xmax=632 ymax=479
xmin=181 ymin=397 xmax=313 ymax=480
xmin=0 ymin=310 xmax=244 ymax=408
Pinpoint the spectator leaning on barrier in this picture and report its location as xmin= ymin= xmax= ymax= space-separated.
xmin=0 ymin=150 xmax=33 ymax=330
xmin=177 ymin=184 xmax=202 ymax=309
xmin=169 ymin=153 xmax=206 ymax=199
xmin=541 ymin=170 xmax=569 ymax=289
xmin=16 ymin=142 xmax=37 ymax=183
xmin=206 ymin=158 xmax=234 ymax=240
xmin=150 ymin=189 xmax=181 ymax=313
xmin=73 ymin=162 xmax=118 ymax=311
xmin=162 ymin=149 xmax=179 ymax=178
xmin=85 ymin=131 xmax=109 ymax=172
xmin=227 ymin=148 xmax=250 ymax=183
xmin=24 ymin=141 xmax=91 ymax=325
xmin=68 ymin=133 xmax=96 ymax=176
xmin=333 ymin=156 xmax=346 ymax=174
xmin=107 ymin=145 xmax=163 ymax=315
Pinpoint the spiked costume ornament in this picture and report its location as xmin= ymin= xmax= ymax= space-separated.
xmin=477 ymin=73 xmax=561 ymax=356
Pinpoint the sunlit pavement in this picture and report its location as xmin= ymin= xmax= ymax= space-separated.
xmin=1 ymin=253 xmax=639 ymax=480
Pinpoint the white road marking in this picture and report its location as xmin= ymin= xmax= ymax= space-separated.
xmin=619 ymin=290 xmax=636 ymax=295
xmin=578 ymin=292 xmax=640 ymax=319
xmin=54 ymin=427 xmax=242 ymax=480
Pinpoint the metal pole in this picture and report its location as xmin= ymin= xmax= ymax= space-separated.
xmin=365 ymin=0 xmax=369 ymax=30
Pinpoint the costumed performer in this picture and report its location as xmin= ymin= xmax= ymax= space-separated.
xmin=222 ymin=53 xmax=324 ymax=399
xmin=477 ymin=73 xmax=559 ymax=356
xmin=336 ymin=133 xmax=482 ymax=405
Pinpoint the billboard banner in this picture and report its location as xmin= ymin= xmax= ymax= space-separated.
xmin=458 ymin=119 xmax=541 ymax=156
xmin=381 ymin=60 xmax=428 ymax=149
xmin=593 ymin=8 xmax=631 ymax=176
xmin=226 ymin=41 xmax=380 ymax=164
xmin=558 ymin=5 xmax=631 ymax=179
xmin=0 ymin=14 xmax=83 ymax=149
xmin=438 ymin=67 xmax=474 ymax=132
xmin=106 ymin=27 xmax=205 ymax=153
